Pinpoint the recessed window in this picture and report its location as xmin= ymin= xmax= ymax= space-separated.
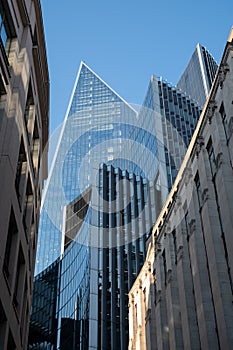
xmin=185 ymin=209 xmax=190 ymax=231
xmin=32 ymin=120 xmax=40 ymax=175
xmin=219 ymin=102 xmax=228 ymax=140
xmin=162 ymin=249 xmax=167 ymax=284
xmin=13 ymin=245 xmax=25 ymax=310
xmin=24 ymin=82 xmax=35 ymax=141
xmin=3 ymin=208 xmax=18 ymax=280
xmin=195 ymin=173 xmax=202 ymax=209
xmin=0 ymin=11 xmax=7 ymax=47
xmin=15 ymin=138 xmax=27 ymax=206
xmin=207 ymin=139 xmax=216 ymax=177
xmin=0 ymin=3 xmax=15 ymax=54
xmin=23 ymin=177 xmax=33 ymax=237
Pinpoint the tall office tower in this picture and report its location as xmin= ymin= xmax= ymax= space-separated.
xmin=143 ymin=76 xmax=201 ymax=191
xmin=96 ymin=164 xmax=158 ymax=349
xmin=177 ymin=43 xmax=218 ymax=106
xmin=29 ymin=62 xmax=201 ymax=349
xmin=0 ymin=1 xmax=49 ymax=349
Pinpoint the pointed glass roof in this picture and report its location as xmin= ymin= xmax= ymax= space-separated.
xmin=35 ymin=62 xmax=148 ymax=274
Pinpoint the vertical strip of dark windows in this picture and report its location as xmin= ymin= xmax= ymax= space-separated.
xmin=32 ymin=120 xmax=40 ymax=177
xmin=23 ymin=177 xmax=33 ymax=239
xmin=0 ymin=12 xmax=7 ymax=47
xmin=207 ymin=139 xmax=216 ymax=177
xmin=195 ymin=173 xmax=202 ymax=210
xmin=13 ymin=246 xmax=25 ymax=310
xmin=0 ymin=4 xmax=9 ymax=50
xmin=172 ymin=229 xmax=177 ymax=264
xmin=219 ymin=102 xmax=228 ymax=140
xmin=24 ymin=81 xmax=34 ymax=142
xmin=3 ymin=208 xmax=18 ymax=279
xmin=0 ymin=2 xmax=15 ymax=57
xmin=184 ymin=212 xmax=190 ymax=241
xmin=162 ymin=250 xmax=167 ymax=285
xmin=15 ymin=138 xmax=27 ymax=207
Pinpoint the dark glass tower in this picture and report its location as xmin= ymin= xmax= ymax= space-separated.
xmin=177 ymin=43 xmax=218 ymax=106
xmin=143 ymin=75 xmax=201 ymax=191
xmin=29 ymin=62 xmax=201 ymax=349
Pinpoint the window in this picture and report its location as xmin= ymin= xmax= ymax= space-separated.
xmin=172 ymin=230 xmax=177 ymax=263
xmin=135 ymin=303 xmax=138 ymax=327
xmin=207 ymin=139 xmax=216 ymax=177
xmin=13 ymin=245 xmax=25 ymax=309
xmin=23 ymin=177 xmax=33 ymax=237
xmin=184 ymin=212 xmax=190 ymax=240
xmin=24 ymin=82 xmax=35 ymax=141
xmin=3 ymin=208 xmax=18 ymax=279
xmin=32 ymin=121 xmax=40 ymax=175
xmin=195 ymin=173 xmax=202 ymax=209
xmin=162 ymin=249 xmax=167 ymax=284
xmin=219 ymin=102 xmax=228 ymax=140
xmin=15 ymin=138 xmax=27 ymax=205
xmin=0 ymin=8 xmax=8 ymax=47
xmin=0 ymin=3 xmax=14 ymax=54
xmin=20 ymin=278 xmax=28 ymax=344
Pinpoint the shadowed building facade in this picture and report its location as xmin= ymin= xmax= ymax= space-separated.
xmin=0 ymin=1 xmax=49 ymax=349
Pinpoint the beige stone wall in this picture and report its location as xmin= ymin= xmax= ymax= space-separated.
xmin=129 ymin=30 xmax=233 ymax=350
xmin=0 ymin=1 xmax=49 ymax=349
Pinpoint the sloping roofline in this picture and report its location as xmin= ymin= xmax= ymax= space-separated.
xmin=41 ymin=61 xmax=137 ymax=209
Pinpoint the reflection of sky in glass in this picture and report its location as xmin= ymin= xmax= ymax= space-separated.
xmin=33 ymin=61 xmax=203 ymax=348
xmin=35 ymin=63 xmax=159 ymax=276
xmin=62 ymin=123 xmax=157 ymax=203
xmin=36 ymin=62 xmax=202 ymax=276
xmin=0 ymin=13 xmax=7 ymax=47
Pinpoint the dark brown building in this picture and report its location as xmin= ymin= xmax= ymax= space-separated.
xmin=0 ymin=0 xmax=49 ymax=349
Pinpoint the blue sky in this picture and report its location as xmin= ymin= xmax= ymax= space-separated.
xmin=41 ymin=0 xmax=233 ymax=134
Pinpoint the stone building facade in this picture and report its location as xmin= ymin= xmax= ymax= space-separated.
xmin=129 ymin=28 xmax=233 ymax=350
xmin=0 ymin=1 xmax=49 ymax=349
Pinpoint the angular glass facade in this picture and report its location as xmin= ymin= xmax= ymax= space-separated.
xmin=177 ymin=43 xmax=218 ymax=106
xmin=30 ymin=62 xmax=202 ymax=349
xmin=35 ymin=62 xmax=159 ymax=276
xmin=30 ymin=189 xmax=92 ymax=350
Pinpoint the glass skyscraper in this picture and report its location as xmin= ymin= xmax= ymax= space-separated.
xmin=143 ymin=75 xmax=201 ymax=191
xmin=29 ymin=62 xmax=202 ymax=349
xmin=177 ymin=43 xmax=218 ymax=106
